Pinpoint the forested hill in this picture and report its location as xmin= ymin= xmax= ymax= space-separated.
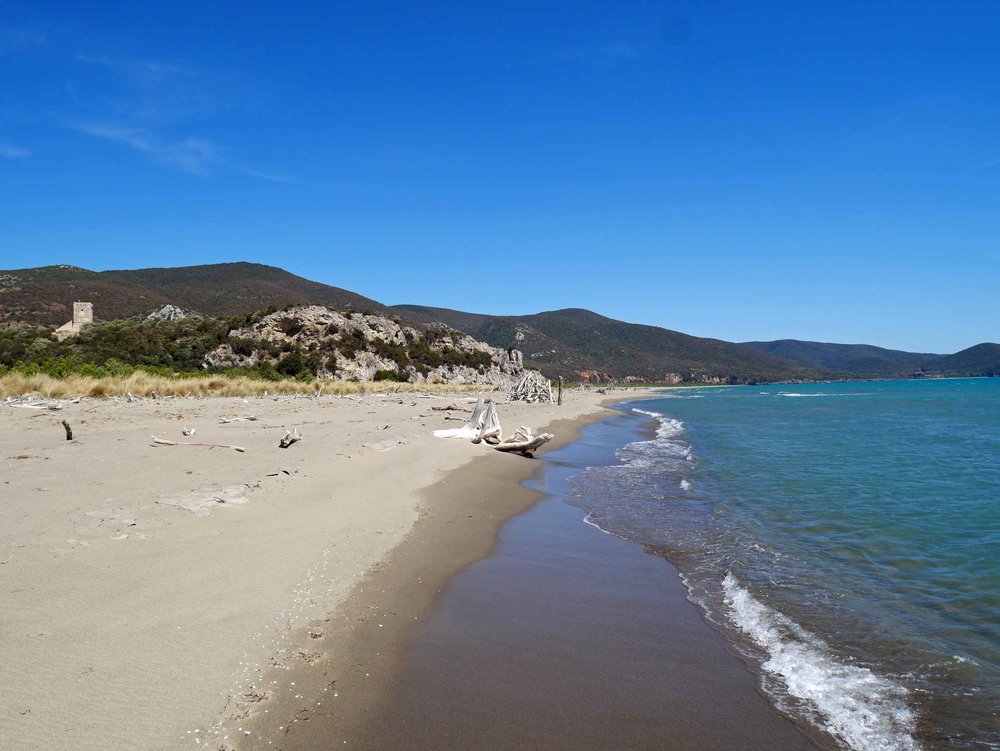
xmin=743 ymin=339 xmax=1000 ymax=378
xmin=394 ymin=305 xmax=817 ymax=382
xmin=0 ymin=262 xmax=392 ymax=327
xmin=3 ymin=262 xmax=995 ymax=382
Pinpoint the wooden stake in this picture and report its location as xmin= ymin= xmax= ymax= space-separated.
xmin=61 ymin=420 xmax=73 ymax=441
xmin=558 ymin=376 xmax=564 ymax=406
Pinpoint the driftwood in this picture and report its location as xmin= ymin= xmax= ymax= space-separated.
xmin=181 ymin=427 xmax=197 ymax=436
xmin=472 ymin=402 xmax=502 ymax=445
xmin=218 ymin=415 xmax=257 ymax=424
xmin=508 ymin=371 xmax=553 ymax=403
xmin=430 ymin=404 xmax=462 ymax=411
xmin=432 ymin=400 xmax=555 ymax=456
xmin=279 ymin=428 xmax=302 ymax=449
xmin=433 ymin=398 xmax=487 ymax=439
xmin=61 ymin=420 xmax=73 ymax=441
xmin=494 ymin=427 xmax=553 ymax=457
xmin=5 ymin=397 xmax=64 ymax=410
xmin=151 ymin=435 xmax=246 ymax=452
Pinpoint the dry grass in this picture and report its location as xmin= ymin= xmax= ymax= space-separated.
xmin=0 ymin=371 xmax=493 ymax=399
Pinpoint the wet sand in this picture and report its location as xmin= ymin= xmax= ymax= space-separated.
xmin=250 ymin=409 xmax=825 ymax=750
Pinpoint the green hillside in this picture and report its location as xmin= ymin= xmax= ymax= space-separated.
xmin=0 ymin=262 xmax=391 ymax=326
xmin=396 ymin=305 xmax=817 ymax=382
xmin=742 ymin=339 xmax=939 ymax=376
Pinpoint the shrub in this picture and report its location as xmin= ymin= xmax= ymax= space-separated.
xmin=373 ymin=368 xmax=407 ymax=382
xmin=276 ymin=351 xmax=309 ymax=378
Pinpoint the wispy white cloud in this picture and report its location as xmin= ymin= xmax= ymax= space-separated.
xmin=35 ymin=48 xmax=295 ymax=182
xmin=69 ymin=122 xmax=215 ymax=175
xmin=69 ymin=121 xmax=291 ymax=183
xmin=0 ymin=143 xmax=31 ymax=159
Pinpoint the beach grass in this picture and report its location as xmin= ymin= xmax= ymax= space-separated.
xmin=0 ymin=371 xmax=492 ymax=399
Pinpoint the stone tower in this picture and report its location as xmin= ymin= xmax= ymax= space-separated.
xmin=73 ymin=302 xmax=94 ymax=326
xmin=54 ymin=302 xmax=94 ymax=340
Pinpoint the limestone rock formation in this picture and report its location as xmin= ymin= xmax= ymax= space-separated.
xmin=204 ymin=305 xmax=525 ymax=385
xmin=146 ymin=304 xmax=191 ymax=322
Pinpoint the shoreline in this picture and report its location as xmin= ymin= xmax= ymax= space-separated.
xmin=0 ymin=388 xmax=637 ymax=750
xmin=229 ymin=406 xmax=620 ymax=750
xmin=234 ymin=395 xmax=820 ymax=751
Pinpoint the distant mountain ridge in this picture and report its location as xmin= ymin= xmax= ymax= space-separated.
xmin=394 ymin=305 xmax=817 ymax=382
xmin=1 ymin=262 xmax=996 ymax=381
xmin=743 ymin=339 xmax=1000 ymax=378
xmin=741 ymin=339 xmax=940 ymax=376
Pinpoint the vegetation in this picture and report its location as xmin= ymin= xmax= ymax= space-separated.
xmin=396 ymin=305 xmax=821 ymax=383
xmin=0 ymin=308 xmax=499 ymax=394
xmin=0 ymin=262 xmax=393 ymax=327
xmin=0 ymin=370 xmax=489 ymax=399
xmin=0 ymin=317 xmax=234 ymax=377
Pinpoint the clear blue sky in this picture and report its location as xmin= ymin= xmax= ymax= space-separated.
xmin=1 ymin=1 xmax=998 ymax=353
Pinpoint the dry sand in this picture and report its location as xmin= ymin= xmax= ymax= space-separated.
xmin=0 ymin=388 xmax=630 ymax=750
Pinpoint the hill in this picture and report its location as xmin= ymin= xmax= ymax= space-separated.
xmin=741 ymin=339 xmax=939 ymax=376
xmin=395 ymin=305 xmax=817 ymax=383
xmin=743 ymin=339 xmax=1000 ymax=378
xmin=4 ymin=262 xmax=993 ymax=383
xmin=923 ymin=343 xmax=1000 ymax=376
xmin=0 ymin=262 xmax=391 ymax=327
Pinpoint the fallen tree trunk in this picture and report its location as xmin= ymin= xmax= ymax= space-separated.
xmin=493 ymin=426 xmax=553 ymax=457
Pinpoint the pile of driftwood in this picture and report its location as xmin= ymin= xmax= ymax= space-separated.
xmin=433 ymin=398 xmax=552 ymax=457
xmin=507 ymin=371 xmax=553 ymax=404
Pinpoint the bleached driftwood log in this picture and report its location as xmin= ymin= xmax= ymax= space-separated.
xmin=507 ymin=371 xmax=553 ymax=404
xmin=494 ymin=426 xmax=553 ymax=457
xmin=472 ymin=401 xmax=502 ymax=445
xmin=433 ymin=398 xmax=488 ymax=439
xmin=5 ymin=396 xmax=64 ymax=410
xmin=218 ymin=415 xmax=257 ymax=424
xmin=182 ymin=427 xmax=196 ymax=436
xmin=432 ymin=400 xmax=555 ymax=456
xmin=151 ymin=435 xmax=246 ymax=452
xmin=279 ymin=428 xmax=302 ymax=449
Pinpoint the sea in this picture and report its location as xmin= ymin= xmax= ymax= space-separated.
xmin=569 ymin=378 xmax=999 ymax=751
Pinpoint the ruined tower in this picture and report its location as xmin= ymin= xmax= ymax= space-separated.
xmin=54 ymin=302 xmax=94 ymax=340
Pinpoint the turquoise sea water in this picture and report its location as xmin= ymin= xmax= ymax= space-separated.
xmin=570 ymin=379 xmax=999 ymax=750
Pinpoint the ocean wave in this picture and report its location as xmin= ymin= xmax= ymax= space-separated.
xmin=630 ymin=408 xmax=684 ymax=439
xmin=722 ymin=573 xmax=920 ymax=751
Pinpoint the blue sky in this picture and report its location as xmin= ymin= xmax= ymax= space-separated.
xmin=1 ymin=1 xmax=998 ymax=353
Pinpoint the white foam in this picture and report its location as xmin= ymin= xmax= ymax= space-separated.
xmin=631 ymin=407 xmax=663 ymax=418
xmin=631 ymin=407 xmax=684 ymax=439
xmin=722 ymin=573 xmax=920 ymax=751
xmin=582 ymin=513 xmax=613 ymax=535
xmin=680 ymin=479 xmax=693 ymax=491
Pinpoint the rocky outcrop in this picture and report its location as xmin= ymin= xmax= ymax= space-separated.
xmin=204 ymin=305 xmax=525 ymax=385
xmin=146 ymin=304 xmax=192 ymax=322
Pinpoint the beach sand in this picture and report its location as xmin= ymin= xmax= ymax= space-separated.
xmin=0 ymin=388 xmax=627 ymax=750
xmin=242 ymin=403 xmax=823 ymax=751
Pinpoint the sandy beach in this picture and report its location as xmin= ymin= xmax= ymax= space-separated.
xmin=0 ymin=388 xmax=629 ymax=750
